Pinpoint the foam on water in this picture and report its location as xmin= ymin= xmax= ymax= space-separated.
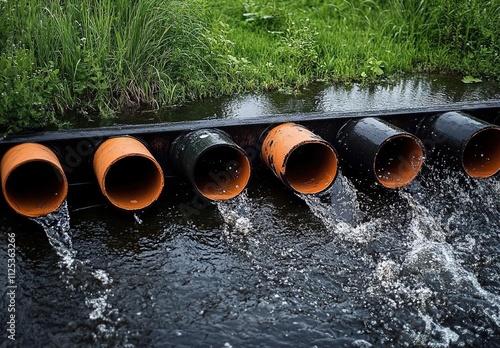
xmin=294 ymin=172 xmax=500 ymax=346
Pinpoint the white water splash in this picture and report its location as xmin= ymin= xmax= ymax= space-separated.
xmin=32 ymin=200 xmax=76 ymax=269
xmin=216 ymin=191 xmax=253 ymax=236
xmin=401 ymin=190 xmax=500 ymax=328
xmin=298 ymin=176 xmax=379 ymax=243
xmin=415 ymin=313 xmax=460 ymax=348
xmin=87 ymin=270 xmax=114 ymax=321
xmin=87 ymin=293 xmax=112 ymax=320
xmin=133 ymin=213 xmax=143 ymax=225
xmin=92 ymin=269 xmax=113 ymax=286
xmin=32 ymin=201 xmax=129 ymax=346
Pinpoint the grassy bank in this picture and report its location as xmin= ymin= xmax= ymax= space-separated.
xmin=1 ymin=0 xmax=499 ymax=133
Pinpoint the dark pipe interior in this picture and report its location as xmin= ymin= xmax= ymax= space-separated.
xmin=286 ymin=142 xmax=338 ymax=194
xmin=194 ymin=147 xmax=251 ymax=200
xmin=463 ymin=128 xmax=500 ymax=178
xmin=105 ymin=156 xmax=163 ymax=207
xmin=5 ymin=161 xmax=66 ymax=215
xmin=375 ymin=136 xmax=424 ymax=189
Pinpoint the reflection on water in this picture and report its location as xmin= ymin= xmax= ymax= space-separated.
xmin=104 ymin=74 xmax=500 ymax=125
xmin=315 ymin=75 xmax=500 ymax=112
xmin=2 ymin=160 xmax=500 ymax=347
xmin=2 ymin=75 xmax=500 ymax=347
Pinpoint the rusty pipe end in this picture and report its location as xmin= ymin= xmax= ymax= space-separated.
xmin=463 ymin=126 xmax=500 ymax=178
xmin=375 ymin=135 xmax=424 ymax=189
xmin=287 ymin=142 xmax=338 ymax=194
xmin=262 ymin=123 xmax=338 ymax=195
xmin=193 ymin=146 xmax=251 ymax=201
xmin=1 ymin=143 xmax=68 ymax=217
xmin=93 ymin=137 xmax=164 ymax=211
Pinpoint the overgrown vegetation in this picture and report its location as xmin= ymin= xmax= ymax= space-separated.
xmin=1 ymin=0 xmax=499 ymax=133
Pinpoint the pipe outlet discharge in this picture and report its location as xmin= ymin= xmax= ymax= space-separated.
xmin=170 ymin=129 xmax=251 ymax=200
xmin=417 ymin=111 xmax=500 ymax=178
xmin=261 ymin=123 xmax=338 ymax=194
xmin=336 ymin=117 xmax=424 ymax=189
xmin=1 ymin=143 xmax=68 ymax=217
xmin=93 ymin=137 xmax=164 ymax=210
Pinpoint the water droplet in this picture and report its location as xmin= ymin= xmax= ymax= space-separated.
xmin=134 ymin=213 xmax=143 ymax=224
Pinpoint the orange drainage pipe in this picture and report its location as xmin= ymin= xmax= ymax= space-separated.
xmin=170 ymin=129 xmax=251 ymax=200
xmin=336 ymin=117 xmax=425 ymax=189
xmin=261 ymin=123 xmax=338 ymax=194
xmin=93 ymin=137 xmax=164 ymax=210
xmin=418 ymin=111 xmax=500 ymax=178
xmin=1 ymin=143 xmax=68 ymax=217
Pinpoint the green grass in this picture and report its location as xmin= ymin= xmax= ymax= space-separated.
xmin=1 ymin=0 xmax=499 ymax=133
xmin=207 ymin=0 xmax=500 ymax=87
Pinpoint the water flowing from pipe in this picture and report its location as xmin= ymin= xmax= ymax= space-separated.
xmin=297 ymin=174 xmax=380 ymax=243
xmin=31 ymin=200 xmax=76 ymax=270
xmin=31 ymin=201 xmax=130 ymax=346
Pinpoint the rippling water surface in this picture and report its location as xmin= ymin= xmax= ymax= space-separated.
xmin=1 ymin=168 xmax=499 ymax=347
xmin=1 ymin=75 xmax=500 ymax=347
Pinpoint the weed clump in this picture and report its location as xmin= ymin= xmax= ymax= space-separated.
xmin=0 ymin=0 xmax=499 ymax=132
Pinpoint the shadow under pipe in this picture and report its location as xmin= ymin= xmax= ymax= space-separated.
xmin=336 ymin=117 xmax=425 ymax=189
xmin=1 ymin=143 xmax=68 ymax=217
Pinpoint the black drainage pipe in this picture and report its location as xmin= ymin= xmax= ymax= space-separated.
xmin=336 ymin=117 xmax=425 ymax=189
xmin=417 ymin=111 xmax=500 ymax=178
xmin=170 ymin=129 xmax=251 ymax=200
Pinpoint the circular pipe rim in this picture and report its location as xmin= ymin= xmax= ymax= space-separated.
xmin=191 ymin=143 xmax=251 ymax=201
xmin=261 ymin=123 xmax=338 ymax=195
xmin=1 ymin=143 xmax=68 ymax=217
xmin=374 ymin=134 xmax=425 ymax=189
xmin=284 ymin=139 xmax=338 ymax=194
xmin=93 ymin=137 xmax=164 ymax=211
xmin=462 ymin=126 xmax=500 ymax=178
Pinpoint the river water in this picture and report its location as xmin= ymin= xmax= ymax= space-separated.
xmin=1 ymin=75 xmax=500 ymax=347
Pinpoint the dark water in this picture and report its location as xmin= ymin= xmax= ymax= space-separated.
xmin=117 ymin=74 xmax=499 ymax=125
xmin=1 ymin=75 xmax=500 ymax=347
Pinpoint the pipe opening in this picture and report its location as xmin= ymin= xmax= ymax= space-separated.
xmin=463 ymin=128 xmax=500 ymax=178
xmin=4 ymin=161 xmax=67 ymax=217
xmin=375 ymin=136 xmax=424 ymax=189
xmin=286 ymin=143 xmax=338 ymax=194
xmin=193 ymin=146 xmax=251 ymax=200
xmin=104 ymin=156 xmax=164 ymax=210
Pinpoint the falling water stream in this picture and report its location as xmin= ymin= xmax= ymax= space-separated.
xmin=1 ymin=75 xmax=500 ymax=347
xmin=30 ymin=201 xmax=130 ymax=346
xmin=31 ymin=201 xmax=76 ymax=270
